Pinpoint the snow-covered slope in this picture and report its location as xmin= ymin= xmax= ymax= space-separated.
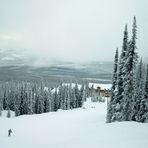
xmin=0 ymin=99 xmax=148 ymax=148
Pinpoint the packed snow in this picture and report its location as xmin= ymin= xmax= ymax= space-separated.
xmin=0 ymin=98 xmax=148 ymax=148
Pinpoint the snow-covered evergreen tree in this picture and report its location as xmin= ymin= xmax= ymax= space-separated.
xmin=78 ymin=84 xmax=84 ymax=107
xmin=19 ymin=83 xmax=26 ymax=115
xmin=63 ymin=85 xmax=68 ymax=110
xmin=137 ymin=64 xmax=148 ymax=122
xmin=80 ymin=83 xmax=87 ymax=104
xmin=69 ymin=83 xmax=73 ymax=109
xmin=14 ymin=83 xmax=21 ymax=116
xmin=27 ymin=85 xmax=33 ymax=114
xmin=132 ymin=59 xmax=144 ymax=121
xmin=122 ymin=16 xmax=138 ymax=121
xmin=71 ymin=86 xmax=77 ymax=108
xmin=52 ymin=87 xmax=59 ymax=111
xmin=85 ymin=82 xmax=90 ymax=99
xmin=82 ymin=83 xmax=87 ymax=102
xmin=74 ymin=83 xmax=80 ymax=108
xmin=66 ymin=85 xmax=71 ymax=110
xmin=35 ymin=84 xmax=44 ymax=114
xmin=58 ymin=83 xmax=63 ymax=109
xmin=60 ymin=84 xmax=66 ymax=110
xmin=107 ymin=48 xmax=118 ymax=122
xmin=114 ymin=25 xmax=129 ymax=121
xmin=3 ymin=84 xmax=9 ymax=110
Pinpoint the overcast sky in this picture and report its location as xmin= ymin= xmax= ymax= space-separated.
xmin=0 ymin=0 xmax=147 ymax=63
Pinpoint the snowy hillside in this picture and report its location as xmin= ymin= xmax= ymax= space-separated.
xmin=0 ymin=99 xmax=148 ymax=148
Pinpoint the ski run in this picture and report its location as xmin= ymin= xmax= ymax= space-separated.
xmin=0 ymin=97 xmax=148 ymax=148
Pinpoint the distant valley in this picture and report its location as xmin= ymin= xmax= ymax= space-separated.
xmin=0 ymin=49 xmax=113 ymax=86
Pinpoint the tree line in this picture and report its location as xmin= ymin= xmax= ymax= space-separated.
xmin=0 ymin=81 xmax=89 ymax=117
xmin=107 ymin=17 xmax=148 ymax=123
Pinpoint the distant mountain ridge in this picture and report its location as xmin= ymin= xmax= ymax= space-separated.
xmin=0 ymin=49 xmax=113 ymax=85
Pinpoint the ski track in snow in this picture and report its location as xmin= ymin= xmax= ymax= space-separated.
xmin=0 ymin=99 xmax=148 ymax=148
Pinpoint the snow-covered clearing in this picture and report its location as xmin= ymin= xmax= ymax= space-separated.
xmin=0 ymin=99 xmax=148 ymax=148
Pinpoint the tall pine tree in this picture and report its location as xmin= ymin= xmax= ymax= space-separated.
xmin=132 ymin=59 xmax=144 ymax=121
xmin=107 ymin=48 xmax=118 ymax=122
xmin=115 ymin=25 xmax=129 ymax=121
xmin=122 ymin=16 xmax=138 ymax=121
xmin=138 ymin=64 xmax=148 ymax=122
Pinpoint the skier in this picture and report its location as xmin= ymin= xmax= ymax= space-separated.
xmin=8 ymin=129 xmax=12 ymax=137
